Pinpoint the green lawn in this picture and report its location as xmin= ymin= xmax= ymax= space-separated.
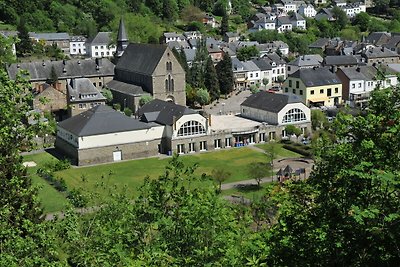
xmin=255 ymin=143 xmax=301 ymax=159
xmin=221 ymin=184 xmax=276 ymax=201
xmin=22 ymin=144 xmax=302 ymax=212
xmin=23 ymin=153 xmax=70 ymax=213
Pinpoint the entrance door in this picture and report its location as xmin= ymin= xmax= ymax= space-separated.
xmin=113 ymin=151 xmax=122 ymax=161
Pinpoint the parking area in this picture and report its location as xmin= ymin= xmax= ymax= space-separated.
xmin=204 ymin=90 xmax=252 ymax=115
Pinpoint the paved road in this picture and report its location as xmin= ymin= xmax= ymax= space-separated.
xmin=204 ymin=90 xmax=252 ymax=115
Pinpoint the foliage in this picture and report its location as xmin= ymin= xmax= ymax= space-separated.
xmin=353 ymin=12 xmax=371 ymax=32
xmin=237 ymin=45 xmax=259 ymax=61
xmin=250 ymin=85 xmax=260 ymax=94
xmin=101 ymin=88 xmax=114 ymax=104
xmin=204 ymin=56 xmax=220 ymax=101
xmin=113 ymin=103 xmax=121 ymax=111
xmin=211 ymin=168 xmax=231 ymax=192
xmin=247 ymin=162 xmax=271 ymax=187
xmin=285 ymin=124 xmax=302 ymax=137
xmin=123 ymin=107 xmax=133 ymax=117
xmin=16 ymin=18 xmax=33 ymax=57
xmin=196 ymin=88 xmax=210 ymax=106
xmin=216 ymin=53 xmax=234 ymax=95
xmin=311 ymin=109 xmax=328 ymax=130
xmin=0 ymin=34 xmax=16 ymax=67
xmin=139 ymin=95 xmax=153 ymax=107
xmin=220 ymin=12 xmax=229 ymax=35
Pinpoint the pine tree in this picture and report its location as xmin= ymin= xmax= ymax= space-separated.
xmin=47 ymin=65 xmax=58 ymax=85
xmin=16 ymin=18 xmax=33 ymax=57
xmin=204 ymin=56 xmax=220 ymax=101
xmin=216 ymin=53 xmax=234 ymax=96
xmin=220 ymin=12 xmax=229 ymax=36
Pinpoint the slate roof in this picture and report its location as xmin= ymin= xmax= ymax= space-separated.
xmin=289 ymin=54 xmax=323 ymax=67
xmin=7 ymin=58 xmax=115 ymax=81
xmin=324 ymin=55 xmax=359 ymax=66
xmin=117 ymin=18 xmax=128 ymax=42
xmin=241 ymin=91 xmax=303 ymax=113
xmin=363 ymin=47 xmax=399 ymax=59
xmin=68 ymin=78 xmax=106 ymax=103
xmin=29 ymin=32 xmax=70 ymax=40
xmin=290 ymin=12 xmax=305 ymax=21
xmin=384 ymin=36 xmax=400 ymax=50
xmin=88 ymin=32 xmax=112 ymax=45
xmin=242 ymin=60 xmax=260 ymax=72
xmin=0 ymin=30 xmax=18 ymax=37
xmin=291 ymin=67 xmax=341 ymax=87
xmin=277 ymin=16 xmax=292 ymax=25
xmin=137 ymin=99 xmax=197 ymax=125
xmin=116 ymin=43 xmax=167 ymax=75
xmin=366 ymin=32 xmax=391 ymax=46
xmin=106 ymin=80 xmax=144 ymax=96
xmin=252 ymin=58 xmax=273 ymax=71
xmin=309 ymin=38 xmax=330 ymax=49
xmin=183 ymin=48 xmax=196 ymax=62
xmin=58 ymin=105 xmax=150 ymax=136
xmin=264 ymin=52 xmax=286 ymax=65
xmin=339 ymin=66 xmax=377 ymax=80
xmin=225 ymin=32 xmax=239 ymax=38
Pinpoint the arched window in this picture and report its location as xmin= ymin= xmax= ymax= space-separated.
xmin=166 ymin=62 xmax=172 ymax=71
xmin=165 ymin=79 xmax=169 ymax=92
xmin=170 ymin=78 xmax=174 ymax=92
xmin=177 ymin=120 xmax=206 ymax=137
xmin=282 ymin=108 xmax=307 ymax=124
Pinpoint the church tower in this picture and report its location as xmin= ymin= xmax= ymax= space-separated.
xmin=116 ymin=18 xmax=129 ymax=58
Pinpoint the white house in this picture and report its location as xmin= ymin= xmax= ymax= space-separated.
xmin=298 ymin=4 xmax=317 ymax=18
xmin=276 ymin=17 xmax=293 ymax=33
xmin=86 ymin=32 xmax=116 ymax=58
xmin=242 ymin=60 xmax=262 ymax=87
xmin=163 ymin=32 xmax=185 ymax=43
xmin=290 ymin=13 xmax=306 ymax=30
xmin=281 ymin=0 xmax=298 ymax=13
xmin=69 ymin=36 xmax=86 ymax=56
xmin=241 ymin=91 xmax=311 ymax=136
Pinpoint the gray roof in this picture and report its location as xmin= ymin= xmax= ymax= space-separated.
xmin=88 ymin=32 xmax=112 ymax=45
xmin=290 ymin=12 xmax=305 ymax=21
xmin=232 ymin=57 xmax=245 ymax=71
xmin=366 ymin=32 xmax=391 ymax=46
xmin=68 ymin=78 xmax=106 ymax=103
xmin=277 ymin=16 xmax=292 ymax=25
xmin=384 ymin=36 xmax=400 ymax=50
xmin=289 ymin=54 xmax=323 ymax=67
xmin=339 ymin=66 xmax=377 ymax=80
xmin=29 ymin=32 xmax=70 ymax=41
xmin=183 ymin=48 xmax=196 ymax=62
xmin=7 ymin=58 xmax=115 ymax=81
xmin=291 ymin=67 xmax=341 ymax=87
xmin=70 ymin=36 xmax=86 ymax=42
xmin=164 ymin=32 xmax=183 ymax=38
xmin=225 ymin=32 xmax=239 ymax=38
xmin=116 ymin=43 xmax=167 ymax=75
xmin=117 ymin=18 xmax=128 ymax=42
xmin=309 ymin=38 xmax=330 ymax=49
xmin=106 ymin=80 xmax=144 ymax=96
xmin=242 ymin=60 xmax=260 ymax=72
xmin=264 ymin=52 xmax=286 ymax=65
xmin=0 ymin=30 xmax=18 ymax=37
xmin=324 ymin=55 xmax=359 ymax=66
xmin=241 ymin=91 xmax=303 ymax=113
xmin=252 ymin=58 xmax=273 ymax=71
xmin=58 ymin=105 xmax=150 ymax=136
xmin=362 ymin=47 xmax=399 ymax=59
xmin=137 ymin=99 xmax=197 ymax=125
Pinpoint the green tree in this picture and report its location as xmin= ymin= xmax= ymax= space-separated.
xmin=123 ymin=107 xmax=133 ymax=117
xmin=353 ymin=12 xmax=371 ymax=32
xmin=237 ymin=46 xmax=259 ymax=61
xmin=101 ymin=88 xmax=114 ymax=104
xmin=220 ymin=12 xmax=229 ymax=36
xmin=0 ymin=34 xmax=16 ymax=68
xmin=196 ymin=88 xmax=210 ymax=107
xmin=264 ymin=85 xmax=400 ymax=266
xmin=373 ymin=0 xmax=390 ymax=13
xmin=262 ymin=78 xmax=269 ymax=89
xmin=16 ymin=18 xmax=33 ymax=57
xmin=332 ymin=6 xmax=349 ymax=31
xmin=163 ymin=0 xmax=178 ymax=21
xmin=216 ymin=53 xmax=234 ymax=96
xmin=204 ymin=56 xmax=220 ymax=101
xmin=47 ymin=65 xmax=58 ymax=85
xmin=247 ymin=162 xmax=271 ymax=187
xmin=211 ymin=168 xmax=231 ymax=192
xmin=285 ymin=124 xmax=302 ymax=141
xmin=311 ymin=109 xmax=328 ymax=130
xmin=139 ymin=95 xmax=153 ymax=106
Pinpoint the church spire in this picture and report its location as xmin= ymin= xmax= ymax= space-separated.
xmin=116 ymin=18 xmax=128 ymax=58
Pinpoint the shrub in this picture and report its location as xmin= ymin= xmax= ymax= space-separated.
xmin=67 ymin=188 xmax=88 ymax=208
xmin=282 ymin=144 xmax=312 ymax=157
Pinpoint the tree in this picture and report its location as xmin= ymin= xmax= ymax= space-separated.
xmin=16 ymin=18 xmax=33 ymax=57
xmin=163 ymin=0 xmax=178 ymax=21
xmin=237 ymin=46 xmax=259 ymax=61
xmin=211 ymin=168 xmax=231 ymax=192
xmin=220 ymin=12 xmax=229 ymax=36
xmin=185 ymin=84 xmax=197 ymax=107
xmin=332 ymin=6 xmax=349 ymax=31
xmin=264 ymin=85 xmax=400 ymax=266
xmin=353 ymin=12 xmax=371 ymax=32
xmin=123 ymin=107 xmax=133 ymax=117
xmin=204 ymin=56 xmax=220 ymax=101
xmin=101 ymin=88 xmax=114 ymax=104
xmin=216 ymin=53 xmax=234 ymax=96
xmin=311 ymin=109 xmax=328 ymax=130
xmin=47 ymin=65 xmax=58 ymax=85
xmin=196 ymin=88 xmax=210 ymax=107
xmin=285 ymin=125 xmax=302 ymax=141
xmin=373 ymin=0 xmax=390 ymax=13
xmin=139 ymin=95 xmax=153 ymax=106
xmin=247 ymin=162 xmax=271 ymax=187
xmin=262 ymin=78 xmax=269 ymax=89
xmin=0 ymin=34 xmax=16 ymax=68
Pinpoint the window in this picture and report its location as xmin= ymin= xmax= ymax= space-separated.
xmin=289 ymin=80 xmax=292 ymax=87
xmin=296 ymin=81 xmax=299 ymax=88
xmin=352 ymin=84 xmax=355 ymax=89
xmin=106 ymin=52 xmax=109 ymax=55
xmin=99 ymin=82 xmax=102 ymax=87
xmin=299 ymin=90 xmax=303 ymax=95
xmin=177 ymin=144 xmax=185 ymax=154
xmin=95 ymin=46 xmax=98 ymax=49
xmin=320 ymin=89 xmax=324 ymax=94
xmin=282 ymin=108 xmax=307 ymax=123
xmin=177 ymin=121 xmax=206 ymax=137
xmin=259 ymin=133 xmax=265 ymax=142
xmin=335 ymin=87 xmax=338 ymax=93
xmin=285 ymin=88 xmax=288 ymax=93
xmin=358 ymin=83 xmax=362 ymax=88
xmin=225 ymin=138 xmax=231 ymax=147
xmin=93 ymin=82 xmax=96 ymax=87
xmin=73 ymin=44 xmax=76 ymax=47
xmin=188 ymin=142 xmax=195 ymax=153
xmin=250 ymin=73 xmax=253 ymax=78
xmin=214 ymin=139 xmax=221 ymax=149
xmin=269 ymin=131 xmax=276 ymax=140
xmin=288 ymin=66 xmax=291 ymax=71
xmin=73 ymin=49 xmax=76 ymax=52
xmin=95 ymin=52 xmax=99 ymax=56
xmin=200 ymin=141 xmax=207 ymax=151
xmin=101 ymin=45 xmax=104 ymax=49
xmin=166 ymin=62 xmax=172 ymax=71
xmin=327 ymin=88 xmax=332 ymax=97
xmin=101 ymin=52 xmax=104 ymax=56
xmin=165 ymin=79 xmax=169 ymax=91
xmin=292 ymin=89 xmax=296 ymax=94
xmin=256 ymin=73 xmax=259 ymax=77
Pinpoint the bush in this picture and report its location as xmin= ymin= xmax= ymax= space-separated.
xmin=282 ymin=144 xmax=312 ymax=157
xmin=67 ymin=188 xmax=88 ymax=208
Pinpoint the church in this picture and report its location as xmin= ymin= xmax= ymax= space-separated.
xmin=106 ymin=19 xmax=186 ymax=112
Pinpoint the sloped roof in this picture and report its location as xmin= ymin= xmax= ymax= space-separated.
xmin=366 ymin=32 xmax=391 ymax=46
xmin=117 ymin=18 xmax=128 ymax=42
xmin=68 ymin=78 xmax=106 ymax=103
xmin=137 ymin=99 xmax=197 ymax=125
xmin=290 ymin=12 xmax=305 ymax=21
xmin=363 ymin=47 xmax=399 ymax=58
xmin=58 ymin=105 xmax=150 ymax=136
xmin=30 ymin=32 xmax=70 ymax=40
xmin=384 ymin=36 xmax=400 ymax=49
xmin=309 ymin=38 xmax=330 ymax=49
xmin=116 ymin=43 xmax=167 ymax=75
xmin=88 ymin=32 xmax=112 ymax=45
xmin=241 ymin=91 xmax=303 ymax=113
xmin=7 ymin=58 xmax=115 ymax=81
xmin=242 ymin=60 xmax=260 ymax=72
xmin=289 ymin=54 xmax=323 ymax=67
xmin=291 ymin=67 xmax=341 ymax=87
xmin=339 ymin=66 xmax=377 ymax=80
xmin=106 ymin=80 xmax=144 ymax=96
xmin=252 ymin=58 xmax=273 ymax=71
xmin=324 ymin=55 xmax=359 ymax=66
xmin=277 ymin=16 xmax=292 ymax=25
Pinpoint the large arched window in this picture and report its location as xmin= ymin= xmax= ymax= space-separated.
xmin=282 ymin=108 xmax=307 ymax=123
xmin=177 ymin=120 xmax=206 ymax=137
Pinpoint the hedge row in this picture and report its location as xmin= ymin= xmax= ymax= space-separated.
xmin=282 ymin=144 xmax=312 ymax=157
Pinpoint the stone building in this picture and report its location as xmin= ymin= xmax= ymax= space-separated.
xmin=32 ymin=83 xmax=67 ymax=114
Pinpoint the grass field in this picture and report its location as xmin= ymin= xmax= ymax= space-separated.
xmin=23 ymin=144 xmax=301 ymax=212
xmin=255 ymin=143 xmax=301 ymax=159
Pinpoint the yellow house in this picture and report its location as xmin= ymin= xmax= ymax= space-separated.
xmin=282 ymin=67 xmax=342 ymax=107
